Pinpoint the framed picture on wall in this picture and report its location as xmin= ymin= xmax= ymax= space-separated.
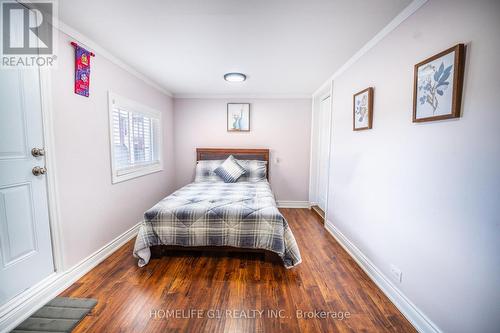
xmin=227 ymin=103 xmax=250 ymax=131
xmin=353 ymin=87 xmax=373 ymax=131
xmin=413 ymin=44 xmax=465 ymax=122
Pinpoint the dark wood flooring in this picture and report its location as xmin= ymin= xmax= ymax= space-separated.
xmin=60 ymin=208 xmax=416 ymax=333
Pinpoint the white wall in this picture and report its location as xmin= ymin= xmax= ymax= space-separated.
xmin=173 ymin=98 xmax=311 ymax=201
xmin=51 ymin=30 xmax=176 ymax=269
xmin=326 ymin=1 xmax=500 ymax=332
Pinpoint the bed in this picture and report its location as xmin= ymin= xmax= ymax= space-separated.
xmin=133 ymin=148 xmax=302 ymax=268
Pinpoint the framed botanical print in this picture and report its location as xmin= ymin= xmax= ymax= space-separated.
xmin=227 ymin=103 xmax=250 ymax=132
xmin=353 ymin=87 xmax=373 ymax=131
xmin=413 ymin=44 xmax=465 ymax=122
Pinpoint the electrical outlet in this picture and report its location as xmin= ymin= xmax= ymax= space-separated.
xmin=390 ymin=264 xmax=402 ymax=283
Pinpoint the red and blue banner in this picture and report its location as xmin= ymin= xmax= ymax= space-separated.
xmin=71 ymin=42 xmax=94 ymax=97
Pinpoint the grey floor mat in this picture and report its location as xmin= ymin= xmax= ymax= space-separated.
xmin=12 ymin=297 xmax=97 ymax=333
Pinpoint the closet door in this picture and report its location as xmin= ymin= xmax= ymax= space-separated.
xmin=316 ymin=95 xmax=331 ymax=211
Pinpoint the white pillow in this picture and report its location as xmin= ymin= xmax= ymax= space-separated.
xmin=213 ymin=155 xmax=246 ymax=183
xmin=194 ymin=160 xmax=224 ymax=182
xmin=236 ymin=160 xmax=268 ymax=182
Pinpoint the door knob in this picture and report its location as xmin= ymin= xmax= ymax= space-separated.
xmin=32 ymin=148 xmax=45 ymax=157
xmin=32 ymin=166 xmax=47 ymax=176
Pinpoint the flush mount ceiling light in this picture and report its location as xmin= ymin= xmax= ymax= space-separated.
xmin=224 ymin=72 xmax=247 ymax=82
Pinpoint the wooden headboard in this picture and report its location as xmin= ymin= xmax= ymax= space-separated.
xmin=196 ymin=148 xmax=270 ymax=179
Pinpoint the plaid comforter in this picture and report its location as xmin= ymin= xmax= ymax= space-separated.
xmin=133 ymin=182 xmax=301 ymax=268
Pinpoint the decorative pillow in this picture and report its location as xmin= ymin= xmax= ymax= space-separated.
xmin=214 ymin=155 xmax=246 ymax=183
xmin=194 ymin=160 xmax=224 ymax=182
xmin=236 ymin=160 xmax=268 ymax=182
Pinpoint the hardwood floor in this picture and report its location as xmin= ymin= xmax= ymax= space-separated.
xmin=60 ymin=209 xmax=416 ymax=333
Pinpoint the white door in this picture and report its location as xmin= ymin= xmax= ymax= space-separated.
xmin=0 ymin=66 xmax=54 ymax=305
xmin=317 ymin=96 xmax=331 ymax=211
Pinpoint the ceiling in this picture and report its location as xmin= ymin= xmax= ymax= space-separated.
xmin=58 ymin=0 xmax=412 ymax=97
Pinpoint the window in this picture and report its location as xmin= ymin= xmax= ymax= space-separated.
xmin=108 ymin=92 xmax=162 ymax=183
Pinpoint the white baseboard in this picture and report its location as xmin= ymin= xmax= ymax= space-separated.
xmin=276 ymin=201 xmax=311 ymax=208
xmin=324 ymin=220 xmax=441 ymax=333
xmin=0 ymin=222 xmax=141 ymax=333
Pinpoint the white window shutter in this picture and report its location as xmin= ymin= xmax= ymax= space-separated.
xmin=108 ymin=92 xmax=163 ymax=183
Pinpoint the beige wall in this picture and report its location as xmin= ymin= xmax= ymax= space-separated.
xmin=326 ymin=1 xmax=500 ymax=332
xmin=173 ymin=98 xmax=312 ymax=201
xmin=51 ymin=31 xmax=176 ymax=269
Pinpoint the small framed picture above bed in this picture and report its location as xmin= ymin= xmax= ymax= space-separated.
xmin=227 ymin=103 xmax=250 ymax=132
xmin=353 ymin=87 xmax=373 ymax=131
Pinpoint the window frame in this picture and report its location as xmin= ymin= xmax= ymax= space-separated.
xmin=108 ymin=91 xmax=163 ymax=184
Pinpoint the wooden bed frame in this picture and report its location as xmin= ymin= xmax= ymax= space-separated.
xmin=196 ymin=148 xmax=270 ymax=179
xmin=151 ymin=148 xmax=278 ymax=261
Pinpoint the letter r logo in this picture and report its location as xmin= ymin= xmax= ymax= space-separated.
xmin=2 ymin=1 xmax=53 ymax=54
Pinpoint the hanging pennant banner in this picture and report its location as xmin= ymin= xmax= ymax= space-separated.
xmin=71 ymin=42 xmax=95 ymax=97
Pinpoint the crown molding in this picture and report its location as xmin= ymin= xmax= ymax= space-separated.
xmin=56 ymin=21 xmax=173 ymax=97
xmin=174 ymin=93 xmax=312 ymax=100
xmin=53 ymin=0 xmax=428 ymax=101
xmin=312 ymin=0 xmax=428 ymax=97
